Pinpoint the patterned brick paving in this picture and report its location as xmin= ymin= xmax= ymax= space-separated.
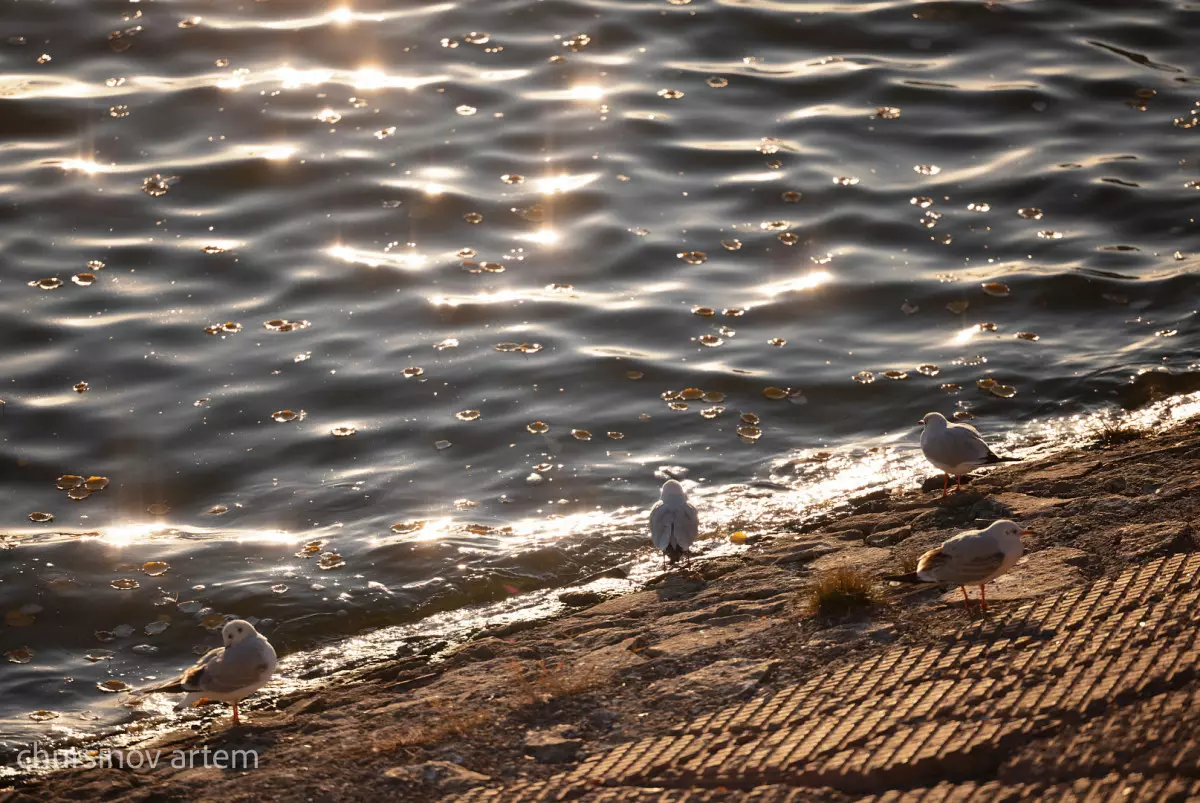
xmin=449 ymin=554 xmax=1200 ymax=801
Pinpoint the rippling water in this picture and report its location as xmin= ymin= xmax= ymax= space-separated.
xmin=1 ymin=0 xmax=1198 ymax=748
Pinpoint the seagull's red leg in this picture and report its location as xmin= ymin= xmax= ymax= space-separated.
xmin=232 ymin=702 xmax=240 ymax=725
xmin=942 ymin=474 xmax=949 ymax=498
xmin=956 ymin=475 xmax=964 ymax=492
xmin=980 ymin=584 xmax=987 ymax=612
xmin=960 ymin=585 xmax=971 ymax=611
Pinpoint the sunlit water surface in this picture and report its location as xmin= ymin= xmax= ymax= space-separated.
xmin=1 ymin=0 xmax=1198 ymax=752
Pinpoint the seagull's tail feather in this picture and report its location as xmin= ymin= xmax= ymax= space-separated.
xmin=882 ymin=572 xmax=925 ymax=584
xmin=137 ymin=677 xmax=186 ymax=695
xmin=664 ymin=544 xmax=685 ymax=564
xmin=984 ymin=449 xmax=1018 ymax=464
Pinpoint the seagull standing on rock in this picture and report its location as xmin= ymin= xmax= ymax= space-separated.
xmin=883 ymin=519 xmax=1030 ymax=613
xmin=919 ymin=412 xmax=1017 ymax=497
xmin=138 ymin=619 xmax=277 ymax=725
xmin=650 ymin=480 xmax=698 ymax=567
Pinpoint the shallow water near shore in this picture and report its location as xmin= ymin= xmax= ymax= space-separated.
xmin=1 ymin=0 xmax=1198 ymax=750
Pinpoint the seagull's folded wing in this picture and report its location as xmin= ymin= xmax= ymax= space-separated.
xmin=673 ymin=503 xmax=699 ymax=551
xmin=649 ymin=501 xmax=671 ymax=551
xmin=927 ymin=426 xmax=991 ymax=469
xmin=934 ymin=531 xmax=1009 ymax=583
xmin=182 ymin=645 xmax=271 ymax=694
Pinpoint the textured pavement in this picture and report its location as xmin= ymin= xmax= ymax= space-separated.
xmin=449 ymin=554 xmax=1200 ymax=801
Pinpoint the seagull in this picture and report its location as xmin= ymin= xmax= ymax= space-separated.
xmin=138 ymin=619 xmax=277 ymax=725
xmin=883 ymin=519 xmax=1029 ymax=612
xmin=650 ymin=479 xmax=698 ymax=567
xmin=919 ymin=411 xmax=1017 ymax=497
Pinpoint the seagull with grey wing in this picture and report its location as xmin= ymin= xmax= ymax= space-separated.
xmin=919 ymin=411 xmax=1017 ymax=497
xmin=650 ymin=480 xmax=698 ymax=567
xmin=883 ymin=519 xmax=1029 ymax=613
xmin=138 ymin=619 xmax=277 ymax=725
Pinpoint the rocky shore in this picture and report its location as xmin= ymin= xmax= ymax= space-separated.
xmin=5 ymin=413 xmax=1200 ymax=802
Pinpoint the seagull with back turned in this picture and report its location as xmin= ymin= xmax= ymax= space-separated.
xmin=919 ymin=411 xmax=1017 ymax=497
xmin=883 ymin=519 xmax=1029 ymax=613
xmin=650 ymin=479 xmax=698 ymax=567
xmin=138 ymin=619 xmax=277 ymax=725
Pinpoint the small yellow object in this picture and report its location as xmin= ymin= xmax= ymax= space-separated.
xmin=730 ymin=531 xmax=748 ymax=544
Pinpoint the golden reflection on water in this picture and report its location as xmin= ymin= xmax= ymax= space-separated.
xmin=757 ymin=270 xmax=833 ymax=297
xmin=536 ymin=173 xmax=602 ymax=195
xmin=951 ymin=325 xmax=982 ymax=346
xmin=328 ymin=244 xmax=428 ymax=270
xmin=518 ymin=228 xmax=560 ymax=245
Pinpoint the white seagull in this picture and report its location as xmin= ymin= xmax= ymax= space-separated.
xmin=138 ymin=619 xmax=277 ymax=725
xmin=883 ymin=519 xmax=1030 ymax=612
xmin=650 ymin=480 xmax=698 ymax=567
xmin=919 ymin=412 xmax=1016 ymax=497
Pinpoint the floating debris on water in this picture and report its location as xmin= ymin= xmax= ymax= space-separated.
xmin=6 ymin=647 xmax=33 ymax=664
xmin=317 ymin=552 xmax=345 ymax=570
xmin=264 ymin=319 xmax=310 ymax=332
xmin=141 ymin=174 xmax=170 ymax=196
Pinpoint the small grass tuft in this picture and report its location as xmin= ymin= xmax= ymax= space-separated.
xmin=507 ymin=658 xmax=596 ymax=707
xmin=371 ymin=697 xmax=491 ymax=750
xmin=1091 ymin=414 xmax=1143 ymax=446
xmin=805 ymin=566 xmax=881 ymax=619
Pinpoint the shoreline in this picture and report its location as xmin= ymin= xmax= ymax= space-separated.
xmin=5 ymin=408 xmax=1200 ymax=801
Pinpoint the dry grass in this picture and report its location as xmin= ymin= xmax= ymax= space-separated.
xmin=371 ymin=697 xmax=492 ymax=750
xmin=1092 ymin=414 xmax=1144 ymax=446
xmin=507 ymin=658 xmax=597 ymax=706
xmin=805 ymin=566 xmax=881 ymax=619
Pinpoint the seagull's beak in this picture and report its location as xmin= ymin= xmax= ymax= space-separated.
xmin=917 ymin=419 xmax=925 ymax=426
xmin=1020 ymin=529 xmax=1033 ymax=536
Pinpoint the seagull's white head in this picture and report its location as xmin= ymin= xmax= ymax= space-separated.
xmin=222 ymin=619 xmax=259 ymax=647
xmin=660 ymin=480 xmax=688 ymax=504
xmin=919 ymin=412 xmax=949 ymax=429
xmin=986 ymin=519 xmax=1032 ymax=540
